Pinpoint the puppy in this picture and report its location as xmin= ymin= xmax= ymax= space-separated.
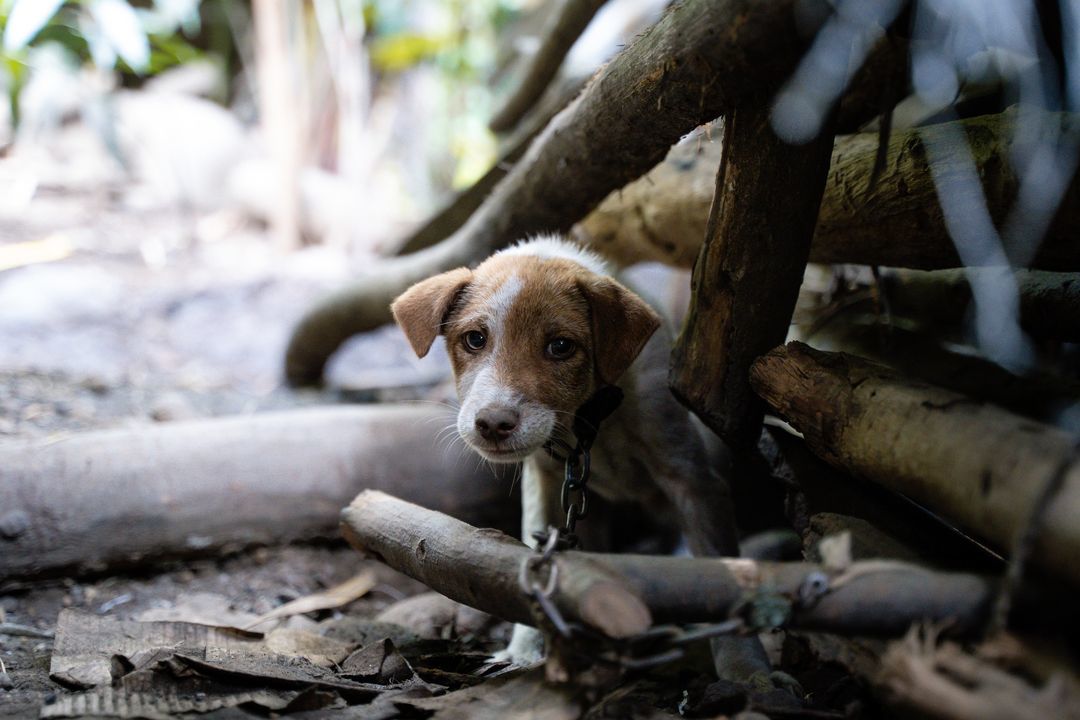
xmin=392 ymin=236 xmax=769 ymax=680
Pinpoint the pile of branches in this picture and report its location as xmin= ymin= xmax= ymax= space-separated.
xmin=275 ymin=0 xmax=1080 ymax=717
xmin=5 ymin=1 xmax=1080 ymax=718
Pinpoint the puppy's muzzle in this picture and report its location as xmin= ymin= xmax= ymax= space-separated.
xmin=474 ymin=406 xmax=520 ymax=442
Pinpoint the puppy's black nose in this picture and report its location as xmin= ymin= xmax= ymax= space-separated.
xmin=475 ymin=407 xmax=520 ymax=442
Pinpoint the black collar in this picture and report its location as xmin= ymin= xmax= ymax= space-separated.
xmin=544 ymin=385 xmax=624 ymax=461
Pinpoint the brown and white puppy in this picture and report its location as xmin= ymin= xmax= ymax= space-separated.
xmin=392 ymin=237 xmax=758 ymax=672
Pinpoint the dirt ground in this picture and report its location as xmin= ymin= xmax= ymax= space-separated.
xmin=0 ymin=121 xmax=457 ymax=717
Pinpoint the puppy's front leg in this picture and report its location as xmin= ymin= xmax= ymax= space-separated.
xmin=497 ymin=454 xmax=563 ymax=665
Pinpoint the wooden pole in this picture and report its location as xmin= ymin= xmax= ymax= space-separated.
xmin=669 ymin=100 xmax=835 ymax=452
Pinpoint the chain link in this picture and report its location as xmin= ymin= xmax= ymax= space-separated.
xmin=518 ymin=527 xmax=754 ymax=673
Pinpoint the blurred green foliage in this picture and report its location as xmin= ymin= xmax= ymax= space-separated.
xmin=363 ymin=0 xmax=526 ymax=187
xmin=0 ymin=0 xmax=209 ymax=126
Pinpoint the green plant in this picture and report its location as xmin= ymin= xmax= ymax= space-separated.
xmin=0 ymin=0 xmax=206 ymax=128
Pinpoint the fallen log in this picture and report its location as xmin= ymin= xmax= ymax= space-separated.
xmin=806 ymin=320 xmax=1080 ymax=427
xmin=575 ymin=110 xmax=1080 ymax=272
xmin=880 ymin=268 xmax=1080 ymax=343
xmin=0 ymin=406 xmax=518 ymax=587
xmin=342 ymin=491 xmax=651 ymax=638
xmin=488 ymin=0 xmax=608 ymax=133
xmin=669 ymin=99 xmax=835 ymax=452
xmin=749 ymin=342 xmax=1080 ymax=588
xmin=342 ymin=491 xmax=997 ymax=637
xmin=283 ymin=0 xmax=848 ymax=386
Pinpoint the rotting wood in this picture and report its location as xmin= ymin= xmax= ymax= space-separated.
xmin=0 ymin=406 xmax=518 ymax=587
xmin=669 ymin=99 xmax=835 ymax=453
xmin=283 ymin=0 xmax=869 ymax=386
xmin=488 ymin=0 xmax=608 ymax=134
xmin=749 ymin=342 xmax=1080 ymax=588
xmin=343 ymin=491 xmax=997 ymax=638
xmin=574 ymin=110 xmax=1080 ymax=272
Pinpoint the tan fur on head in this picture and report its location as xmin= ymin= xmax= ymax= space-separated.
xmin=578 ymin=275 xmax=660 ymax=386
xmin=391 ymin=239 xmax=661 ymax=462
xmin=390 ymin=267 xmax=472 ymax=357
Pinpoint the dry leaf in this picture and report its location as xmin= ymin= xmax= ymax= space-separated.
xmin=244 ymin=571 xmax=376 ymax=630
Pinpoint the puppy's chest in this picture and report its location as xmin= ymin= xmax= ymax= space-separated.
xmin=538 ymin=425 xmax=663 ymax=505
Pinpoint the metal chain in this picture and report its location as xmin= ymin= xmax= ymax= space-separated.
xmin=560 ymin=446 xmax=590 ymax=537
xmin=518 ymin=527 xmax=757 ymax=672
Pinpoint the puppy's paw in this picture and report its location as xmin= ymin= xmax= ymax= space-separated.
xmin=494 ymin=624 xmax=545 ymax=666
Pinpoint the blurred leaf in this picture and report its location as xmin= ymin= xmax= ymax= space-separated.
xmin=2 ymin=54 xmax=27 ymax=126
xmin=80 ymin=11 xmax=117 ymax=69
xmin=89 ymin=0 xmax=149 ymax=72
xmin=147 ymin=32 xmax=203 ymax=74
xmin=3 ymin=0 xmax=65 ymax=53
xmin=370 ymin=32 xmax=453 ymax=72
xmin=33 ymin=22 xmax=90 ymax=59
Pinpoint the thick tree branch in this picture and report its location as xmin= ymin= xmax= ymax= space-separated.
xmin=488 ymin=0 xmax=608 ymax=134
xmin=284 ymin=0 xmax=834 ymax=385
xmin=750 ymin=343 xmax=1080 ymax=588
xmin=669 ymin=100 xmax=835 ymax=452
xmin=343 ymin=490 xmax=996 ymax=637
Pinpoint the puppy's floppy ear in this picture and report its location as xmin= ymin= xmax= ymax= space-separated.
xmin=579 ymin=276 xmax=661 ymax=385
xmin=391 ymin=267 xmax=472 ymax=357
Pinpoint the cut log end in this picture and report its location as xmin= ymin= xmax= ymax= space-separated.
xmin=574 ymin=578 xmax=652 ymax=639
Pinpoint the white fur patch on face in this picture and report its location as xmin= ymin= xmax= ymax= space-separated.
xmin=457 ymin=363 xmax=556 ymax=462
xmin=496 ymin=234 xmax=610 ymax=278
xmin=454 ymin=273 xmax=523 ymax=338
xmin=454 ymin=272 xmax=556 ymax=462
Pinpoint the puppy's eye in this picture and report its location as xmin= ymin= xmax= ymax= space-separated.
xmin=545 ymin=337 xmax=576 ymax=360
xmin=462 ymin=330 xmax=487 ymax=352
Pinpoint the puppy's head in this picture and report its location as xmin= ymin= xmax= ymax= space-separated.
xmin=391 ymin=247 xmax=660 ymax=462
